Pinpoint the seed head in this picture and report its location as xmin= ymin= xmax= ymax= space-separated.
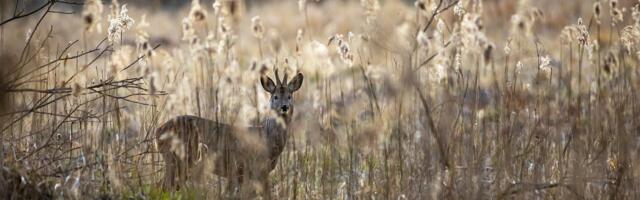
xmin=107 ymin=4 xmax=135 ymax=43
xmin=504 ymin=41 xmax=511 ymax=55
xmin=417 ymin=30 xmax=430 ymax=47
xmin=529 ymin=8 xmax=543 ymax=23
xmin=298 ymin=0 xmax=307 ymax=13
xmin=540 ymin=55 xmax=551 ymax=68
xmin=251 ymin=16 xmax=264 ymax=39
xmin=610 ymin=0 xmax=624 ymax=25
xmin=182 ymin=18 xmax=196 ymax=43
xmin=216 ymin=17 xmax=229 ymax=36
xmin=510 ymin=14 xmax=530 ymax=35
xmin=189 ymin=0 xmax=207 ymax=22
xmin=415 ymin=1 xmax=426 ymax=11
xmin=297 ymin=29 xmax=304 ymax=43
xmin=603 ymin=52 xmax=617 ymax=76
xmin=539 ymin=55 xmax=552 ymax=79
xmin=483 ymin=44 xmax=493 ymax=63
xmin=453 ymin=1 xmax=465 ymax=17
xmin=610 ymin=0 xmax=618 ymax=9
xmin=454 ymin=51 xmax=462 ymax=72
xmin=329 ymin=34 xmax=354 ymax=67
xmin=594 ymin=2 xmax=602 ymax=24
xmin=633 ymin=4 xmax=640 ymax=25
xmin=621 ymin=25 xmax=640 ymax=54
xmin=436 ymin=18 xmax=446 ymax=33
xmin=516 ymin=61 xmax=523 ymax=74
xmin=212 ymin=1 xmax=222 ymax=14
xmin=296 ymin=29 xmax=304 ymax=55
xmin=82 ymin=0 xmax=103 ymax=32
xmin=576 ymin=18 xmax=589 ymax=45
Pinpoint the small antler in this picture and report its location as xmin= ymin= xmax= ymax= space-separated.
xmin=282 ymin=71 xmax=289 ymax=85
xmin=274 ymin=67 xmax=282 ymax=86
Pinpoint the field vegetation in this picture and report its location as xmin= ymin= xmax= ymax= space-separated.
xmin=0 ymin=0 xmax=639 ymax=199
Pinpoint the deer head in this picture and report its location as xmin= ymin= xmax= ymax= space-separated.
xmin=260 ymin=69 xmax=304 ymax=118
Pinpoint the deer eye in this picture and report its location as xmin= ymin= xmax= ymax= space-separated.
xmin=274 ymin=96 xmax=279 ymax=100
xmin=288 ymin=96 xmax=291 ymax=100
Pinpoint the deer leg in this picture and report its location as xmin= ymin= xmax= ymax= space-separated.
xmin=225 ymin=175 xmax=235 ymax=196
xmin=174 ymin=154 xmax=188 ymax=190
xmin=261 ymin=171 xmax=271 ymax=200
xmin=236 ymin=167 xmax=244 ymax=193
xmin=226 ymin=164 xmax=244 ymax=197
xmin=235 ymin=166 xmax=245 ymax=198
xmin=162 ymin=153 xmax=176 ymax=190
xmin=225 ymin=171 xmax=237 ymax=196
xmin=175 ymin=156 xmax=182 ymax=190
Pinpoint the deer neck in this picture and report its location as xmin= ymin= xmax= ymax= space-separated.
xmin=262 ymin=114 xmax=290 ymax=158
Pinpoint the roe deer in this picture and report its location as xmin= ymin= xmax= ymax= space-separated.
xmin=156 ymin=69 xmax=303 ymax=196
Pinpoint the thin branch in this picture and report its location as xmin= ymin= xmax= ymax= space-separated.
xmin=414 ymin=81 xmax=450 ymax=169
xmin=16 ymin=1 xmax=55 ymax=65
xmin=422 ymin=0 xmax=459 ymax=32
xmin=16 ymin=95 xmax=100 ymax=161
xmin=121 ymin=44 xmax=162 ymax=71
xmin=9 ymin=38 xmax=106 ymax=88
xmin=414 ymin=40 xmax=453 ymax=72
xmin=48 ymin=10 xmax=75 ymax=15
xmin=55 ymin=0 xmax=84 ymax=6
xmin=0 ymin=1 xmax=51 ymax=26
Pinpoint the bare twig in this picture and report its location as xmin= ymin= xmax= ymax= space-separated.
xmin=120 ymin=44 xmax=162 ymax=72
xmin=0 ymin=1 xmax=51 ymax=26
xmin=414 ymin=82 xmax=450 ymax=169
xmin=422 ymin=0 xmax=459 ymax=32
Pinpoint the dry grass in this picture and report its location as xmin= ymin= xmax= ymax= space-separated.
xmin=0 ymin=0 xmax=639 ymax=199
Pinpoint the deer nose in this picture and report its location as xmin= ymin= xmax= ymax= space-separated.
xmin=281 ymin=105 xmax=289 ymax=112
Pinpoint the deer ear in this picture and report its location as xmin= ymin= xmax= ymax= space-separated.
xmin=261 ymin=76 xmax=276 ymax=93
xmin=287 ymin=73 xmax=304 ymax=92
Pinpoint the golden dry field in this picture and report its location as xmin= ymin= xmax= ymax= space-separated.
xmin=0 ymin=0 xmax=639 ymax=199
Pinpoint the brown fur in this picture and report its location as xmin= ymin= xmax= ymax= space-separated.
xmin=156 ymin=70 xmax=303 ymax=197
